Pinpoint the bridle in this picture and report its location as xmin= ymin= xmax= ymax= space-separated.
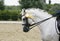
xmin=22 ymin=9 xmax=60 ymax=34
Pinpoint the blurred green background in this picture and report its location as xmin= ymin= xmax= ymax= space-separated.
xmin=0 ymin=0 xmax=60 ymax=21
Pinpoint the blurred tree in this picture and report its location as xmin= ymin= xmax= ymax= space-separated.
xmin=48 ymin=4 xmax=60 ymax=14
xmin=45 ymin=4 xmax=53 ymax=11
xmin=19 ymin=0 xmax=46 ymax=9
xmin=0 ymin=0 xmax=5 ymax=10
xmin=49 ymin=0 xmax=51 ymax=4
xmin=44 ymin=0 xmax=51 ymax=11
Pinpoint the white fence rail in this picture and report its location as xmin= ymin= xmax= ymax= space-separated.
xmin=0 ymin=21 xmax=22 ymax=24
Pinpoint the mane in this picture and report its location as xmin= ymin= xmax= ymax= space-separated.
xmin=25 ymin=8 xmax=52 ymax=19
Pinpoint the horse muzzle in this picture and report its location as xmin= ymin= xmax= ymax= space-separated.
xmin=22 ymin=17 xmax=31 ymax=32
xmin=23 ymin=24 xmax=30 ymax=32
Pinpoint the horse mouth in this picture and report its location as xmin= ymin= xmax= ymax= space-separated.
xmin=23 ymin=26 xmax=30 ymax=32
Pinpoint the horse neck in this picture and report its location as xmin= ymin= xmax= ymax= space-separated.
xmin=34 ymin=9 xmax=57 ymax=34
xmin=39 ymin=18 xmax=57 ymax=36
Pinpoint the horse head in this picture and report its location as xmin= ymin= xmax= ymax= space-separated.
xmin=22 ymin=8 xmax=39 ymax=32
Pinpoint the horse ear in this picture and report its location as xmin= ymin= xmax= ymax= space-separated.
xmin=21 ymin=9 xmax=26 ymax=16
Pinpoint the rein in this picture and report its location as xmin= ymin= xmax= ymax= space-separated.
xmin=30 ymin=17 xmax=53 ymax=29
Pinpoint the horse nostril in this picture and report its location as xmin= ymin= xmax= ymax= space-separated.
xmin=23 ymin=26 xmax=29 ymax=32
